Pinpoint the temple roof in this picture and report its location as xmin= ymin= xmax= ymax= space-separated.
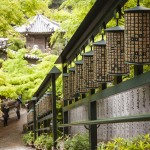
xmin=0 ymin=48 xmax=41 ymax=61
xmin=15 ymin=14 xmax=60 ymax=34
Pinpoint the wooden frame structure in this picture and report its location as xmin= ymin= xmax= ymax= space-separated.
xmin=55 ymin=0 xmax=150 ymax=150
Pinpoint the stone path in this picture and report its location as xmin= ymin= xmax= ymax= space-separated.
xmin=0 ymin=109 xmax=35 ymax=150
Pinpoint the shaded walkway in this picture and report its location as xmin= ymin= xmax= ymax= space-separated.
xmin=0 ymin=109 xmax=34 ymax=150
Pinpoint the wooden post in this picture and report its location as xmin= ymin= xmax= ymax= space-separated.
xmin=52 ymin=73 xmax=57 ymax=148
xmin=32 ymin=97 xmax=37 ymax=141
xmin=63 ymin=65 xmax=69 ymax=136
xmin=89 ymin=89 xmax=97 ymax=150
xmin=50 ymin=66 xmax=61 ymax=149
xmin=134 ymin=65 xmax=143 ymax=76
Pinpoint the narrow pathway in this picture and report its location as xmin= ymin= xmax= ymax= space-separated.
xmin=0 ymin=109 xmax=35 ymax=150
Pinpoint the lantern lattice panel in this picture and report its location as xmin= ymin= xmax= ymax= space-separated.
xmin=38 ymin=99 xmax=42 ymax=116
xmin=93 ymin=40 xmax=114 ymax=82
xmin=46 ymin=92 xmax=52 ymax=112
xmin=105 ymin=26 xmax=130 ymax=75
xmin=68 ymin=68 xmax=76 ymax=99
xmin=63 ymin=74 xmax=71 ymax=100
xmin=36 ymin=102 xmax=39 ymax=118
xmin=75 ymin=60 xmax=88 ymax=93
xmin=124 ymin=6 xmax=150 ymax=64
xmin=41 ymin=98 xmax=45 ymax=115
xmin=42 ymin=95 xmax=47 ymax=114
xmin=83 ymin=51 xmax=99 ymax=89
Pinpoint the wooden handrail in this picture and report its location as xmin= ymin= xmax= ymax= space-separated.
xmin=58 ymin=113 xmax=150 ymax=127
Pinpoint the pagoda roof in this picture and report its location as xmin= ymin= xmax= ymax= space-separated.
xmin=15 ymin=14 xmax=60 ymax=34
xmin=0 ymin=48 xmax=41 ymax=61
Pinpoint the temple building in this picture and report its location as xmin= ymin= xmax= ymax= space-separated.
xmin=15 ymin=14 xmax=60 ymax=53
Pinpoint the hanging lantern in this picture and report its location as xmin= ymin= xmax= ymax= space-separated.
xmin=105 ymin=26 xmax=130 ymax=75
xmin=68 ymin=67 xmax=76 ymax=99
xmin=46 ymin=92 xmax=52 ymax=113
xmin=38 ymin=98 xmax=42 ymax=116
xmin=63 ymin=73 xmax=71 ymax=100
xmin=75 ymin=60 xmax=88 ymax=93
xmin=40 ymin=97 xmax=44 ymax=115
xmin=82 ymin=51 xmax=99 ymax=89
xmin=93 ymin=39 xmax=114 ymax=82
xmin=36 ymin=102 xmax=39 ymax=118
xmin=124 ymin=6 xmax=150 ymax=64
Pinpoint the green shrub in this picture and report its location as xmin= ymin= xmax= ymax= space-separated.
xmin=34 ymin=133 xmax=53 ymax=150
xmin=63 ymin=133 xmax=89 ymax=150
xmin=22 ymin=131 xmax=34 ymax=145
xmin=97 ymin=134 xmax=150 ymax=150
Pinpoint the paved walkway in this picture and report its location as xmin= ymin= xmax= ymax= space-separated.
xmin=0 ymin=109 xmax=35 ymax=150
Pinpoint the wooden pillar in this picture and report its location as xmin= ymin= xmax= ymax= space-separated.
xmin=32 ymin=97 xmax=37 ymax=141
xmin=114 ymin=76 xmax=122 ymax=84
xmin=89 ymin=89 xmax=97 ymax=150
xmin=134 ymin=65 xmax=143 ymax=76
xmin=52 ymin=73 xmax=57 ymax=148
xmin=63 ymin=65 xmax=69 ymax=136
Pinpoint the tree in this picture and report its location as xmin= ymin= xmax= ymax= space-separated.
xmin=0 ymin=48 xmax=58 ymax=102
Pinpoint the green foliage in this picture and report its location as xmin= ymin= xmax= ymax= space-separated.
xmin=62 ymin=133 xmax=89 ymax=150
xmin=20 ymin=0 xmax=49 ymax=18
xmin=48 ymin=0 xmax=65 ymax=9
xmin=22 ymin=131 xmax=34 ymax=145
xmin=59 ymin=0 xmax=96 ymax=39
xmin=8 ymin=38 xmax=25 ymax=51
xmin=0 ymin=47 xmax=58 ymax=101
xmin=0 ymin=0 xmax=24 ymax=37
xmin=97 ymin=134 xmax=150 ymax=150
xmin=49 ymin=0 xmax=96 ymax=53
xmin=0 ymin=0 xmax=50 ymax=37
xmin=144 ymin=65 xmax=150 ymax=73
xmin=34 ymin=133 xmax=53 ymax=150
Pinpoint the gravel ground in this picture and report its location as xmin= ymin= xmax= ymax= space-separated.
xmin=0 ymin=109 xmax=35 ymax=150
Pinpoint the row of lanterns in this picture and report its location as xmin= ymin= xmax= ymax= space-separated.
xmin=36 ymin=92 xmax=52 ymax=118
xmin=63 ymin=4 xmax=150 ymax=101
xmin=27 ymin=92 xmax=52 ymax=123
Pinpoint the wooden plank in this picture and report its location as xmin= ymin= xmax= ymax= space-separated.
xmin=38 ymin=113 xmax=53 ymax=123
xmin=36 ymin=127 xmax=50 ymax=131
xmin=58 ymin=113 xmax=150 ymax=127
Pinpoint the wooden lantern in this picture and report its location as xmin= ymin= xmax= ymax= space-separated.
xmin=93 ymin=39 xmax=114 ymax=82
xmin=63 ymin=73 xmax=71 ymax=100
xmin=36 ymin=102 xmax=39 ymax=118
xmin=38 ymin=99 xmax=42 ymax=116
xmin=124 ymin=6 xmax=150 ymax=64
xmin=41 ymin=97 xmax=45 ymax=115
xmin=42 ymin=95 xmax=47 ymax=114
xmin=75 ymin=60 xmax=88 ymax=93
xmin=105 ymin=26 xmax=130 ymax=75
xmin=68 ymin=67 xmax=76 ymax=99
xmin=46 ymin=92 xmax=52 ymax=112
xmin=82 ymin=51 xmax=99 ymax=89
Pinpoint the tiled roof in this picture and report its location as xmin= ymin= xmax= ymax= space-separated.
xmin=15 ymin=14 xmax=60 ymax=34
